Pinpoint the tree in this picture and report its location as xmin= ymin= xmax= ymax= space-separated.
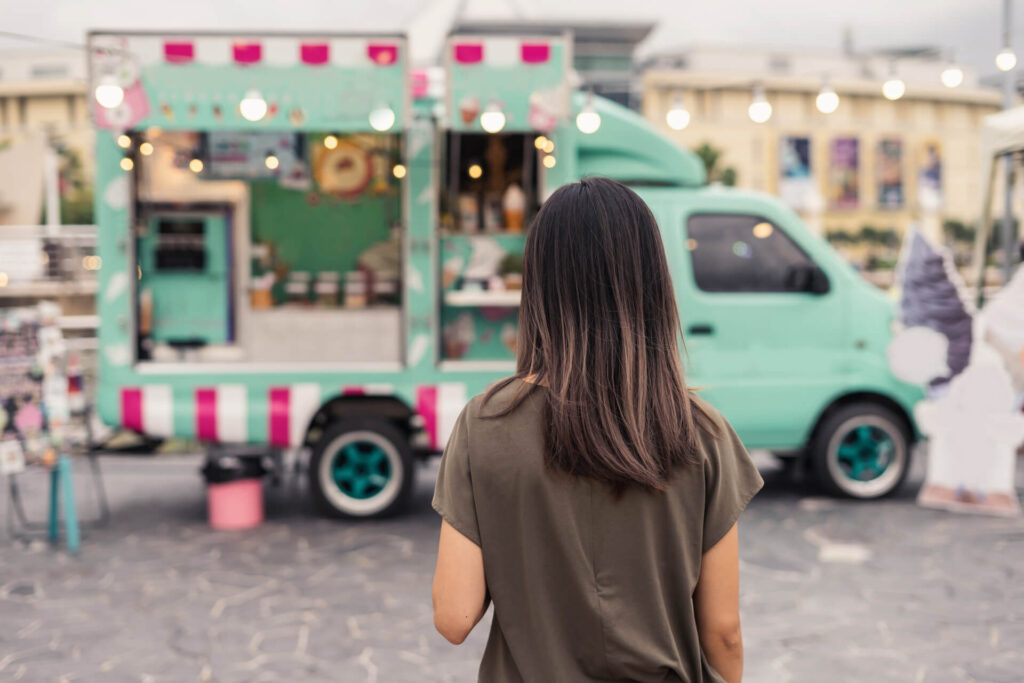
xmin=694 ymin=142 xmax=737 ymax=186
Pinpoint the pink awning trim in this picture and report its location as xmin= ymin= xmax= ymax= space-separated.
xmin=233 ymin=42 xmax=262 ymax=64
xmin=164 ymin=41 xmax=194 ymax=64
xmin=453 ymin=43 xmax=483 ymax=64
xmin=300 ymin=43 xmax=329 ymax=65
xmin=520 ymin=42 xmax=550 ymax=64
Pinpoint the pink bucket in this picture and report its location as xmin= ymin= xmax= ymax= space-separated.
xmin=207 ymin=479 xmax=264 ymax=530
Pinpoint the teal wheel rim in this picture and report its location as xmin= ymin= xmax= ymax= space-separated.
xmin=330 ymin=441 xmax=393 ymax=500
xmin=835 ymin=424 xmax=895 ymax=483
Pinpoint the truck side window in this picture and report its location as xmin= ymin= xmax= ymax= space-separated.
xmin=686 ymin=213 xmax=814 ymax=293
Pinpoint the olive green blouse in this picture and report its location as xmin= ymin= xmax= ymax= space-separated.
xmin=433 ymin=378 xmax=763 ymax=682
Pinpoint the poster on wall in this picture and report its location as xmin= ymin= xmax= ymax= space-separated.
xmin=829 ymin=137 xmax=859 ymax=209
xmin=877 ymin=139 xmax=904 ymax=209
xmin=205 ymin=132 xmax=309 ymax=188
xmin=917 ymin=140 xmax=943 ymax=212
xmin=779 ymin=136 xmax=814 ymax=211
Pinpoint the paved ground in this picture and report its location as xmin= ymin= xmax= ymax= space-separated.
xmin=1 ymin=448 xmax=1023 ymax=683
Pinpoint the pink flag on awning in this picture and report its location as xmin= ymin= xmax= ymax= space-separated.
xmin=164 ymin=41 xmax=194 ymax=64
xmin=520 ymin=42 xmax=550 ymax=64
xmin=367 ymin=43 xmax=398 ymax=65
xmin=233 ymin=42 xmax=262 ymax=64
xmin=453 ymin=43 xmax=483 ymax=64
xmin=300 ymin=43 xmax=329 ymax=65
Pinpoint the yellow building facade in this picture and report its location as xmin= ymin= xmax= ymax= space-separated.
xmin=641 ymin=49 xmax=1003 ymax=242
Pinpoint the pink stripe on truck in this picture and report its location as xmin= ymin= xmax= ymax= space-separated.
xmin=268 ymin=387 xmax=290 ymax=447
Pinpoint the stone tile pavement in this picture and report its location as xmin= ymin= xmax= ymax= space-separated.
xmin=1 ymin=449 xmax=1023 ymax=682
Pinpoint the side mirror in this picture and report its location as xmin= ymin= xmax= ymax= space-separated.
xmin=784 ymin=263 xmax=830 ymax=295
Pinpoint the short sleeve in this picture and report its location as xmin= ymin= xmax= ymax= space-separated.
xmin=702 ymin=416 xmax=764 ymax=553
xmin=431 ymin=405 xmax=481 ymax=546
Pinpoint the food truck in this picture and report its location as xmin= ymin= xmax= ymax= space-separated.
xmin=87 ymin=31 xmax=923 ymax=517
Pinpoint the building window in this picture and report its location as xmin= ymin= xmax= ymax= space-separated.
xmin=685 ymin=213 xmax=817 ymax=293
xmin=30 ymin=64 xmax=69 ymax=79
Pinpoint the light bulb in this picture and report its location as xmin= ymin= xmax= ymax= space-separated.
xmin=95 ymin=75 xmax=124 ymax=109
xmin=116 ymin=134 xmax=131 ymax=149
xmin=816 ymin=85 xmax=839 ymax=114
xmin=467 ymin=163 xmax=483 ymax=179
xmin=542 ymin=154 xmax=556 ymax=169
xmin=882 ymin=78 xmax=906 ymax=100
xmin=239 ymin=89 xmax=268 ymax=122
xmin=369 ymin=104 xmax=396 ymax=132
xmin=119 ymin=157 xmax=134 ymax=171
xmin=534 ymin=135 xmax=549 ymax=150
xmin=139 ymin=142 xmax=154 ymax=156
xmin=265 ymin=154 xmax=279 ymax=170
xmin=323 ymin=135 xmax=339 ymax=149
xmin=576 ymin=109 xmax=601 ymax=134
xmin=996 ymin=47 xmax=1017 ymax=72
xmin=480 ymin=103 xmax=506 ymax=133
xmin=189 ymin=158 xmax=204 ymax=173
xmin=941 ymin=65 xmax=964 ymax=88
xmin=666 ymin=105 xmax=690 ymax=130
xmin=392 ymin=164 xmax=407 ymax=179
xmin=748 ymin=84 xmax=772 ymax=123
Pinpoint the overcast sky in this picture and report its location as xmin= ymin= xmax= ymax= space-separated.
xmin=0 ymin=0 xmax=1010 ymax=78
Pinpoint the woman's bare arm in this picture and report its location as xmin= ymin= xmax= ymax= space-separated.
xmin=694 ymin=523 xmax=743 ymax=682
xmin=432 ymin=520 xmax=489 ymax=644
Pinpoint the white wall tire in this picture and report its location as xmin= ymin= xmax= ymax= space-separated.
xmin=308 ymin=418 xmax=415 ymax=518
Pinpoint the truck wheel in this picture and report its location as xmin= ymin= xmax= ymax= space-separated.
xmin=809 ymin=402 xmax=911 ymax=499
xmin=308 ymin=418 xmax=415 ymax=518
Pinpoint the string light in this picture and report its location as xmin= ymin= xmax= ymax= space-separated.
xmin=116 ymin=134 xmax=131 ymax=149
xmin=748 ymin=83 xmax=772 ymax=123
xmin=264 ymin=154 xmax=280 ymax=170
xmin=139 ymin=142 xmax=154 ymax=156
xmin=815 ymin=81 xmax=839 ymax=114
xmin=534 ymin=135 xmax=549 ymax=150
xmin=467 ymin=163 xmax=483 ymax=179
xmin=996 ymin=47 xmax=1017 ymax=72
xmin=94 ymin=75 xmax=124 ymax=109
xmin=575 ymin=92 xmax=601 ymax=134
xmin=542 ymin=155 xmax=556 ymax=169
xmin=392 ymin=164 xmax=407 ymax=179
xmin=480 ymin=102 xmax=506 ymax=133
xmin=882 ymin=77 xmax=906 ymax=100
xmin=323 ymin=134 xmax=339 ymax=149
xmin=369 ymin=104 xmax=396 ymax=132
xmin=188 ymin=158 xmax=204 ymax=173
xmin=239 ymin=89 xmax=268 ymax=122
xmin=666 ymin=93 xmax=691 ymax=130
xmin=119 ymin=157 xmax=134 ymax=171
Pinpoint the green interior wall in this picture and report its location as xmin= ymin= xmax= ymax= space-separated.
xmin=250 ymin=183 xmax=399 ymax=279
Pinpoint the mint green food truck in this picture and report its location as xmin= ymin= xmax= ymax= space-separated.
xmin=87 ymin=31 xmax=923 ymax=517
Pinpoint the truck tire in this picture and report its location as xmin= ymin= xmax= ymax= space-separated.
xmin=308 ymin=417 xmax=415 ymax=518
xmin=809 ymin=402 xmax=911 ymax=499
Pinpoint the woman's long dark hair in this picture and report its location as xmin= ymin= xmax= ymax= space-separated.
xmin=482 ymin=177 xmax=717 ymax=492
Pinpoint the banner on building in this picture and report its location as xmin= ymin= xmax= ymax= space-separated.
xmin=779 ymin=136 xmax=815 ymax=211
xmin=829 ymin=137 xmax=859 ymax=209
xmin=877 ymin=139 xmax=903 ymax=209
xmin=917 ymin=140 xmax=943 ymax=212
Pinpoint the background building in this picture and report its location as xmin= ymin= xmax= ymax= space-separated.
xmin=641 ymin=46 xmax=1003 ymax=265
xmin=0 ymin=48 xmax=93 ymax=226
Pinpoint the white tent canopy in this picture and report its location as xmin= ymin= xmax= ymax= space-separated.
xmin=973 ymin=106 xmax=1024 ymax=293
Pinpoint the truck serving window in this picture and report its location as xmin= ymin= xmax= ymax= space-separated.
xmin=685 ymin=213 xmax=814 ymax=293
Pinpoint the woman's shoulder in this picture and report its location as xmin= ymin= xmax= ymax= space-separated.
xmin=468 ymin=376 xmax=544 ymax=420
xmin=688 ymin=391 xmax=746 ymax=464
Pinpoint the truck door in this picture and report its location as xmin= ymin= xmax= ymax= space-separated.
xmin=676 ymin=208 xmax=848 ymax=449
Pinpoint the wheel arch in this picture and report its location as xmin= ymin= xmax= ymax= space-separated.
xmin=303 ymin=394 xmax=418 ymax=448
xmin=806 ymin=390 xmax=918 ymax=453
